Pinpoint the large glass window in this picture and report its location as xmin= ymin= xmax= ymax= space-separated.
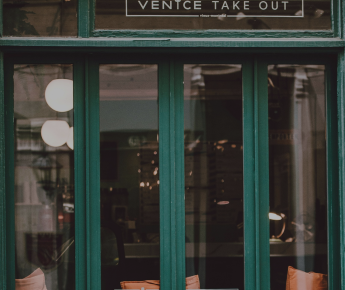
xmin=3 ymin=0 xmax=77 ymax=36
xmin=7 ymin=58 xmax=336 ymax=290
xmin=99 ymin=64 xmax=159 ymax=289
xmin=268 ymin=65 xmax=328 ymax=289
xmin=14 ymin=64 xmax=75 ymax=290
xmin=184 ymin=64 xmax=244 ymax=289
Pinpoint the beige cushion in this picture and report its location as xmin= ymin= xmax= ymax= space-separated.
xmin=15 ymin=268 xmax=47 ymax=290
xmin=121 ymin=275 xmax=200 ymax=289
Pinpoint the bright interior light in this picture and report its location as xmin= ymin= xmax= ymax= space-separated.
xmin=45 ymin=79 xmax=73 ymax=112
xmin=217 ymin=201 xmax=230 ymax=205
xmin=236 ymin=12 xmax=245 ymax=20
xmin=67 ymin=127 xmax=74 ymax=150
xmin=41 ymin=120 xmax=70 ymax=147
xmin=269 ymin=212 xmax=283 ymax=221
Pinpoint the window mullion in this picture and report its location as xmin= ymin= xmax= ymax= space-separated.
xmin=2 ymin=54 xmax=15 ymax=290
xmin=85 ymin=56 xmax=101 ymax=290
xmin=159 ymin=59 xmax=186 ymax=290
xmin=74 ymin=57 xmax=87 ymax=290
xmin=174 ymin=60 xmax=186 ymax=290
xmin=327 ymin=60 xmax=341 ymax=289
xmin=78 ymin=0 xmax=92 ymax=37
xmin=243 ymin=59 xmax=256 ymax=290
xmin=254 ymin=59 xmax=270 ymax=290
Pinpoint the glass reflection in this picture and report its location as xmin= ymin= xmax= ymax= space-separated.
xmin=99 ymin=64 xmax=159 ymax=289
xmin=184 ymin=64 xmax=244 ymax=290
xmin=95 ymin=0 xmax=330 ymax=30
xmin=14 ymin=64 xmax=75 ymax=290
xmin=268 ymin=65 xmax=328 ymax=289
xmin=3 ymin=0 xmax=77 ymax=36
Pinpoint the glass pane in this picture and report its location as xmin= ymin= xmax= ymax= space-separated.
xmin=95 ymin=0 xmax=330 ymax=30
xmin=3 ymin=0 xmax=77 ymax=36
xmin=99 ymin=64 xmax=159 ymax=290
xmin=268 ymin=65 xmax=328 ymax=289
xmin=14 ymin=64 xmax=75 ymax=290
xmin=184 ymin=64 xmax=244 ymax=290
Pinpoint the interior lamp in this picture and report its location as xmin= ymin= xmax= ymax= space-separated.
xmin=67 ymin=127 xmax=74 ymax=150
xmin=269 ymin=212 xmax=283 ymax=220
xmin=269 ymin=212 xmax=286 ymax=242
xmin=41 ymin=120 xmax=70 ymax=147
xmin=45 ymin=79 xmax=73 ymax=112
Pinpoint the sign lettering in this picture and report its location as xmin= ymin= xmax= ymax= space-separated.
xmin=126 ymin=0 xmax=304 ymax=17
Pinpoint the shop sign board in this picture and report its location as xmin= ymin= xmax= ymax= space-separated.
xmin=126 ymin=0 xmax=304 ymax=17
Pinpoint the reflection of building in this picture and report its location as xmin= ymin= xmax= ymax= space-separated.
xmin=139 ymin=142 xmax=159 ymax=225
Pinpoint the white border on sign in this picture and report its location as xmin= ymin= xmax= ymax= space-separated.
xmin=125 ymin=0 xmax=304 ymax=17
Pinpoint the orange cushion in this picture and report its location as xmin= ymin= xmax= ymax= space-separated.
xmin=286 ymin=266 xmax=327 ymax=290
xmin=121 ymin=275 xmax=200 ymax=289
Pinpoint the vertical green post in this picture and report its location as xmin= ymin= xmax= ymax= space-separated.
xmin=78 ymin=0 xmax=92 ymax=37
xmin=87 ymin=57 xmax=101 ymax=290
xmin=0 ymin=52 xmax=6 ymax=290
xmin=174 ymin=60 xmax=186 ymax=290
xmin=254 ymin=59 xmax=270 ymax=290
xmin=159 ymin=60 xmax=173 ymax=290
xmin=4 ymin=56 xmax=15 ymax=290
xmin=326 ymin=60 xmax=341 ymax=290
xmin=74 ymin=57 xmax=87 ymax=290
xmin=159 ymin=59 xmax=186 ymax=290
xmin=332 ymin=0 xmax=342 ymax=38
xmin=243 ymin=59 xmax=256 ymax=290
xmin=0 ymin=0 xmax=3 ymax=37
xmin=337 ymin=51 xmax=345 ymax=289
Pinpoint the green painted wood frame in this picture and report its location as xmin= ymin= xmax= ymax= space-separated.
xmin=0 ymin=54 xmax=92 ymax=290
xmin=0 ymin=0 xmax=342 ymax=37
xmin=81 ymin=0 xmax=343 ymax=38
xmin=261 ymin=54 xmax=342 ymax=290
xmin=85 ymin=53 xmax=269 ymax=290
xmin=0 ymin=52 xmax=341 ymax=290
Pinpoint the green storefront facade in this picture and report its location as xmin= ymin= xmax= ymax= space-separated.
xmin=0 ymin=0 xmax=345 ymax=289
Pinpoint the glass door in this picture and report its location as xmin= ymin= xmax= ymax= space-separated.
xmin=96 ymin=59 xmax=246 ymax=290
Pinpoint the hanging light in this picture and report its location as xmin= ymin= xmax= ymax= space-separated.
xmin=67 ymin=127 xmax=74 ymax=150
xmin=41 ymin=120 xmax=70 ymax=147
xmin=269 ymin=212 xmax=283 ymax=221
xmin=45 ymin=79 xmax=73 ymax=112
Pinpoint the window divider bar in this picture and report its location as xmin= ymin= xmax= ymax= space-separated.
xmin=78 ymin=0 xmax=92 ymax=37
xmin=3 ymin=56 xmax=15 ymax=290
xmin=326 ymin=60 xmax=341 ymax=290
xmin=332 ymin=0 xmax=342 ymax=38
xmin=159 ymin=60 xmax=174 ymax=290
xmin=0 ymin=52 xmax=5 ymax=290
xmin=336 ymin=51 xmax=345 ymax=289
xmin=254 ymin=59 xmax=270 ymax=290
xmin=86 ymin=56 xmax=101 ymax=290
xmin=74 ymin=57 xmax=87 ymax=290
xmin=174 ymin=60 xmax=186 ymax=290
xmin=243 ymin=60 xmax=256 ymax=290
xmin=159 ymin=59 xmax=186 ymax=290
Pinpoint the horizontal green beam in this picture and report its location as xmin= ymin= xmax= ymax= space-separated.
xmin=93 ymin=30 xmax=335 ymax=38
xmin=0 ymin=37 xmax=343 ymax=48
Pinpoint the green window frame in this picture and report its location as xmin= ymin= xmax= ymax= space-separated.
xmin=0 ymin=51 xmax=342 ymax=290
xmin=0 ymin=0 xmax=343 ymax=38
xmin=87 ymin=0 xmax=343 ymax=39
